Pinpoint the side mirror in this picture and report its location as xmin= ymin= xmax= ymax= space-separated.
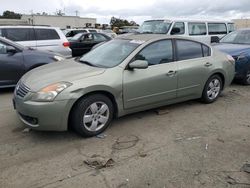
xmin=211 ymin=36 xmax=220 ymax=43
xmin=171 ymin=27 xmax=181 ymax=35
xmin=6 ymin=46 xmax=17 ymax=54
xmin=129 ymin=60 xmax=148 ymax=69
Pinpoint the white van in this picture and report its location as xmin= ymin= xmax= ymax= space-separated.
xmin=0 ymin=26 xmax=72 ymax=57
xmin=139 ymin=19 xmax=235 ymax=44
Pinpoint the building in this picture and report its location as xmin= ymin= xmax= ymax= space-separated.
xmin=233 ymin=19 xmax=250 ymax=29
xmin=21 ymin=15 xmax=96 ymax=29
xmin=0 ymin=18 xmax=28 ymax=25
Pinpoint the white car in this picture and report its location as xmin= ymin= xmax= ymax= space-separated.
xmin=139 ymin=19 xmax=235 ymax=44
xmin=0 ymin=26 xmax=72 ymax=57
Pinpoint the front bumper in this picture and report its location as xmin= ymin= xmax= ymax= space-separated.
xmin=13 ymin=96 xmax=75 ymax=131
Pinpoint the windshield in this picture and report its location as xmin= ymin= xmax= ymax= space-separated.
xmin=70 ymin=33 xmax=83 ymax=41
xmin=220 ymin=30 xmax=250 ymax=44
xmin=79 ymin=39 xmax=140 ymax=68
xmin=138 ymin=20 xmax=172 ymax=34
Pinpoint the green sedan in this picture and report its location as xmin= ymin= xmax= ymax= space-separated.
xmin=13 ymin=34 xmax=235 ymax=137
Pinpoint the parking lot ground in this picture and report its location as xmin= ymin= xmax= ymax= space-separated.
xmin=0 ymin=85 xmax=250 ymax=188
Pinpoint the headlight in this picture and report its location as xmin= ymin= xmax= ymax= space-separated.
xmin=236 ymin=53 xmax=247 ymax=61
xmin=31 ymin=82 xmax=72 ymax=102
xmin=52 ymin=55 xmax=65 ymax=62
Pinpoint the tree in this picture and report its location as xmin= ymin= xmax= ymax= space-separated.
xmin=0 ymin=10 xmax=22 ymax=19
xmin=110 ymin=16 xmax=138 ymax=29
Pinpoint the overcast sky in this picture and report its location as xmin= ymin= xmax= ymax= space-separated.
xmin=0 ymin=0 xmax=250 ymax=24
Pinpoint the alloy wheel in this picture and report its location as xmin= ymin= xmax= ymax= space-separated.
xmin=83 ymin=102 xmax=110 ymax=132
xmin=207 ymin=78 xmax=221 ymax=100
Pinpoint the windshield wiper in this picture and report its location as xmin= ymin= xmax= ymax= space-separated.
xmin=79 ymin=60 xmax=97 ymax=67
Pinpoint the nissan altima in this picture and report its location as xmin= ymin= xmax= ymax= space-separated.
xmin=13 ymin=34 xmax=235 ymax=137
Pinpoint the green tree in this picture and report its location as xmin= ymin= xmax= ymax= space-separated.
xmin=110 ymin=17 xmax=138 ymax=29
xmin=0 ymin=10 xmax=22 ymax=19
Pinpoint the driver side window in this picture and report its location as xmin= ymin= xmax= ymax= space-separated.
xmin=81 ymin=34 xmax=94 ymax=42
xmin=134 ymin=40 xmax=173 ymax=66
xmin=0 ymin=42 xmax=7 ymax=54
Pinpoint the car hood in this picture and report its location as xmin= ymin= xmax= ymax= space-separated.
xmin=21 ymin=59 xmax=106 ymax=92
xmin=214 ymin=43 xmax=250 ymax=56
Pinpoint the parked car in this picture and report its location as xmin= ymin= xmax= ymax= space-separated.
xmin=214 ymin=28 xmax=250 ymax=85
xmin=0 ymin=37 xmax=64 ymax=88
xmin=63 ymin=28 xmax=99 ymax=39
xmin=0 ymin=26 xmax=71 ymax=57
xmin=69 ymin=32 xmax=112 ymax=57
xmin=100 ymin=29 xmax=117 ymax=38
xmin=139 ymin=19 xmax=235 ymax=44
xmin=13 ymin=34 xmax=235 ymax=137
xmin=119 ymin=26 xmax=139 ymax=34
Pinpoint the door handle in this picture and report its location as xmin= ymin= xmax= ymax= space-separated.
xmin=166 ymin=70 xmax=177 ymax=76
xmin=204 ymin=62 xmax=212 ymax=67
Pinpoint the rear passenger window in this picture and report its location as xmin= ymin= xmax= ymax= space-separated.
xmin=3 ymin=28 xmax=35 ymax=41
xmin=208 ymin=23 xmax=227 ymax=35
xmin=176 ymin=40 xmax=203 ymax=61
xmin=35 ymin=29 xmax=60 ymax=40
xmin=135 ymin=40 xmax=173 ymax=66
xmin=202 ymin=45 xmax=211 ymax=57
xmin=188 ymin=23 xmax=207 ymax=35
xmin=171 ymin=22 xmax=185 ymax=35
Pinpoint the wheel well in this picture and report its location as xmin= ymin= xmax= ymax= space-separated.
xmin=213 ymin=73 xmax=225 ymax=89
xmin=68 ymin=91 xmax=118 ymax=129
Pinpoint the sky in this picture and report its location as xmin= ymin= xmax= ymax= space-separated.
xmin=0 ymin=0 xmax=250 ymax=24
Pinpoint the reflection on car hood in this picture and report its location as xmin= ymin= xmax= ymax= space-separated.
xmin=214 ymin=43 xmax=250 ymax=56
xmin=21 ymin=59 xmax=106 ymax=92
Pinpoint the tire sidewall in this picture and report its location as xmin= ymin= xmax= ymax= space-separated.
xmin=202 ymin=75 xmax=222 ymax=103
xmin=71 ymin=94 xmax=114 ymax=137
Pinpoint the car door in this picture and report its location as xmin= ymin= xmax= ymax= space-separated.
xmin=123 ymin=40 xmax=178 ymax=109
xmin=174 ymin=39 xmax=213 ymax=97
xmin=74 ymin=33 xmax=95 ymax=56
xmin=0 ymin=41 xmax=25 ymax=87
xmin=2 ymin=28 xmax=37 ymax=49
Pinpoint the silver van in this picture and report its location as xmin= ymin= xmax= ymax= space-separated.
xmin=139 ymin=19 xmax=235 ymax=44
xmin=0 ymin=26 xmax=72 ymax=57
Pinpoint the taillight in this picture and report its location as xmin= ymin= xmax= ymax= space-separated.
xmin=63 ymin=42 xmax=70 ymax=47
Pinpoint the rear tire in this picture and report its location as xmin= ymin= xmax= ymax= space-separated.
xmin=201 ymin=75 xmax=222 ymax=104
xmin=70 ymin=94 xmax=114 ymax=137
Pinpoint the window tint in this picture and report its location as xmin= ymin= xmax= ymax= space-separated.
xmin=0 ymin=41 xmax=7 ymax=54
xmin=202 ymin=45 xmax=211 ymax=57
xmin=35 ymin=29 xmax=60 ymax=40
xmin=228 ymin=23 xmax=235 ymax=33
xmin=93 ymin=33 xmax=108 ymax=42
xmin=3 ymin=28 xmax=35 ymax=41
xmin=135 ymin=40 xmax=173 ymax=66
xmin=208 ymin=23 xmax=227 ymax=35
xmin=176 ymin=40 xmax=203 ymax=61
xmin=81 ymin=33 xmax=94 ymax=42
xmin=188 ymin=23 xmax=207 ymax=35
xmin=171 ymin=22 xmax=185 ymax=35
xmin=89 ymin=30 xmax=97 ymax=33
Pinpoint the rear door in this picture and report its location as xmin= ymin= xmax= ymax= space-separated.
xmin=174 ymin=39 xmax=212 ymax=97
xmin=2 ymin=28 xmax=36 ymax=48
xmin=35 ymin=28 xmax=61 ymax=52
xmin=0 ymin=41 xmax=25 ymax=87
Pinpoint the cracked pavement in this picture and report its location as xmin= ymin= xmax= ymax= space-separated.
xmin=0 ymin=85 xmax=250 ymax=188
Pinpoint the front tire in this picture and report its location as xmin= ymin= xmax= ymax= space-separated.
xmin=71 ymin=94 xmax=114 ymax=137
xmin=201 ymin=75 xmax=222 ymax=104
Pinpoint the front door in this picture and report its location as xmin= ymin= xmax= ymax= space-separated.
xmin=123 ymin=39 xmax=178 ymax=109
xmin=0 ymin=42 xmax=24 ymax=87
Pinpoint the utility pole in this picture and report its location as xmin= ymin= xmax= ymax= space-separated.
xmin=75 ymin=10 xmax=78 ymax=17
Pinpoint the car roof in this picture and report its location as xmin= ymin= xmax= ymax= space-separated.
xmin=116 ymin=33 xmax=210 ymax=44
xmin=144 ymin=19 xmax=233 ymax=23
xmin=0 ymin=25 xmax=58 ymax=29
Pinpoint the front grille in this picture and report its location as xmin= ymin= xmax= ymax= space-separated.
xmin=16 ymin=82 xmax=30 ymax=98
